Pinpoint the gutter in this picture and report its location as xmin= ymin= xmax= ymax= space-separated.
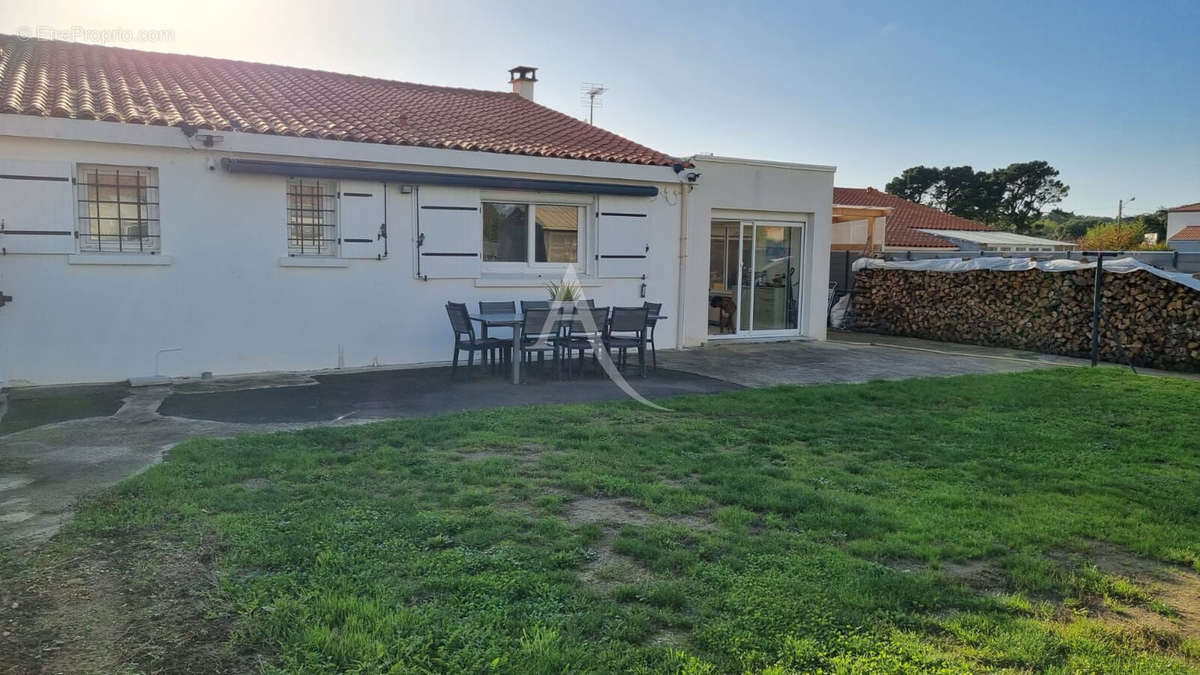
xmin=221 ymin=158 xmax=659 ymax=197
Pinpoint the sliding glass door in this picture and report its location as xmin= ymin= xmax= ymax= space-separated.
xmin=748 ymin=223 xmax=802 ymax=332
xmin=711 ymin=220 xmax=804 ymax=338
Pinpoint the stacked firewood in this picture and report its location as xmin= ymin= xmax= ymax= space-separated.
xmin=850 ymin=268 xmax=1200 ymax=371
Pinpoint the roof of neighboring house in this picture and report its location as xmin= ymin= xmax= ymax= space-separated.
xmin=0 ymin=35 xmax=677 ymax=166
xmin=833 ymin=186 xmax=995 ymax=248
xmin=1169 ymin=226 xmax=1200 ymax=241
xmin=1168 ymin=202 xmax=1200 ymax=213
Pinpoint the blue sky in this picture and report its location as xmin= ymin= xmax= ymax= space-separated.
xmin=3 ymin=0 xmax=1197 ymax=216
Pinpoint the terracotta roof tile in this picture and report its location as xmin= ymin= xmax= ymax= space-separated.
xmin=833 ymin=186 xmax=994 ymax=248
xmin=1168 ymin=202 xmax=1200 ymax=213
xmin=1169 ymin=226 xmax=1200 ymax=241
xmin=0 ymin=35 xmax=678 ymax=166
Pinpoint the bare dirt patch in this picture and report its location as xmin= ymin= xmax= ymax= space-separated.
xmin=882 ymin=557 xmax=1008 ymax=592
xmin=579 ymin=541 xmax=652 ymax=592
xmin=239 ymin=478 xmax=272 ymax=491
xmin=648 ymin=627 xmax=690 ymax=648
xmin=458 ymin=444 xmax=547 ymax=465
xmin=0 ymin=532 xmax=264 ymax=674
xmin=1056 ymin=541 xmax=1200 ymax=641
xmin=942 ymin=559 xmax=1008 ymax=592
xmin=565 ymin=496 xmax=713 ymax=531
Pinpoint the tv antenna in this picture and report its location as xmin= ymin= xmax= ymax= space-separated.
xmin=581 ymin=83 xmax=607 ymax=125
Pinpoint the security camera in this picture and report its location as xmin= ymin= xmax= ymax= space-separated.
xmin=685 ymin=172 xmax=701 ymax=183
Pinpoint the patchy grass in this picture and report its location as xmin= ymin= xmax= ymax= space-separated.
xmin=6 ymin=367 xmax=1200 ymax=673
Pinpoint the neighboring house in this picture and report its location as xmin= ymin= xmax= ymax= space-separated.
xmin=831 ymin=187 xmax=1075 ymax=252
xmin=1166 ymin=202 xmax=1200 ymax=252
xmin=0 ymin=37 xmax=834 ymax=386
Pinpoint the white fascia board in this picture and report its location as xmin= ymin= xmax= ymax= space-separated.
xmin=833 ymin=204 xmax=893 ymax=212
xmin=882 ymin=246 xmax=958 ymax=252
xmin=690 ymin=154 xmax=837 ymax=173
xmin=919 ymin=229 xmax=1075 ymax=247
xmin=0 ymin=114 xmax=680 ymax=184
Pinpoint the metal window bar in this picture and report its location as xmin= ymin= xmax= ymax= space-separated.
xmin=76 ymin=167 xmax=160 ymax=252
xmin=287 ymin=179 xmax=338 ymax=256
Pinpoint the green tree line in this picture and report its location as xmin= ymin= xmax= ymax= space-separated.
xmin=885 ymin=162 xmax=1168 ymax=244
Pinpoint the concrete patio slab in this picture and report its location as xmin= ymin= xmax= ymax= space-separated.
xmin=157 ymin=365 xmax=739 ymax=424
xmin=657 ymin=335 xmax=1054 ymax=387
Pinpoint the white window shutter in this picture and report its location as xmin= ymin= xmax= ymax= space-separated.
xmin=0 ymin=159 xmax=74 ymax=254
xmin=596 ymin=195 xmax=651 ymax=278
xmin=416 ymin=186 xmax=481 ymax=279
xmin=338 ymin=180 xmax=386 ymax=259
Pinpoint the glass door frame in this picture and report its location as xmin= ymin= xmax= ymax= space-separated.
xmin=719 ymin=219 xmax=807 ymax=340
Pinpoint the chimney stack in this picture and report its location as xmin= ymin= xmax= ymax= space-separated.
xmin=508 ymin=66 xmax=537 ymax=101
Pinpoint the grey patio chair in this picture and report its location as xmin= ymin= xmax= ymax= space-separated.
xmin=519 ymin=307 xmax=563 ymax=377
xmin=604 ymin=306 xmax=649 ymax=378
xmin=445 ymin=302 xmax=510 ymax=382
xmin=478 ymin=301 xmax=516 ymax=370
xmin=556 ymin=307 xmax=610 ymax=378
xmin=642 ymin=301 xmax=662 ymax=370
xmin=520 ymin=300 xmax=551 ymax=312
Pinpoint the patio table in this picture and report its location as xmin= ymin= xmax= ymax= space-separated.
xmin=470 ymin=311 xmax=665 ymax=384
xmin=469 ymin=311 xmax=525 ymax=384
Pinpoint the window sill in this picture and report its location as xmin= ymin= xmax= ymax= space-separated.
xmin=67 ymin=254 xmax=172 ymax=266
xmin=278 ymin=256 xmax=349 ymax=268
xmin=474 ymin=275 xmax=602 ymax=288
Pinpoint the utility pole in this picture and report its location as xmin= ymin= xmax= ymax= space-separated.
xmin=1117 ymin=196 xmax=1135 ymax=226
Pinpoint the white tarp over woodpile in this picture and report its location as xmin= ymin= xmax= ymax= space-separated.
xmin=852 ymin=256 xmax=1200 ymax=294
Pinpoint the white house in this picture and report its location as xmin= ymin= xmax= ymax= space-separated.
xmin=1166 ymin=202 xmax=1200 ymax=253
xmin=0 ymin=38 xmax=833 ymax=386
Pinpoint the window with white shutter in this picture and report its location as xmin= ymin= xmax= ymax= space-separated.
xmin=415 ymin=186 xmax=481 ymax=279
xmin=0 ymin=159 xmax=75 ymax=255
xmin=287 ymin=178 xmax=338 ymax=257
xmin=338 ymin=180 xmax=387 ymax=259
xmin=595 ymin=195 xmax=651 ymax=278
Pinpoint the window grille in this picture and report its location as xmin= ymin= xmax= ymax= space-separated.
xmin=287 ymin=178 xmax=338 ymax=256
xmin=76 ymin=165 xmax=160 ymax=252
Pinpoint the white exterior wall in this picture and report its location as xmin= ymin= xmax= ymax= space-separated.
xmin=1167 ymin=210 xmax=1200 ymax=241
xmin=681 ymin=157 xmax=835 ymax=347
xmin=0 ymin=121 xmax=685 ymax=386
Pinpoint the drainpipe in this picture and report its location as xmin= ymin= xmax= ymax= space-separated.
xmin=676 ymin=178 xmax=689 ymax=350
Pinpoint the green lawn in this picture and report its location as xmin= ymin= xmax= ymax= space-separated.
xmin=25 ymin=368 xmax=1200 ymax=672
